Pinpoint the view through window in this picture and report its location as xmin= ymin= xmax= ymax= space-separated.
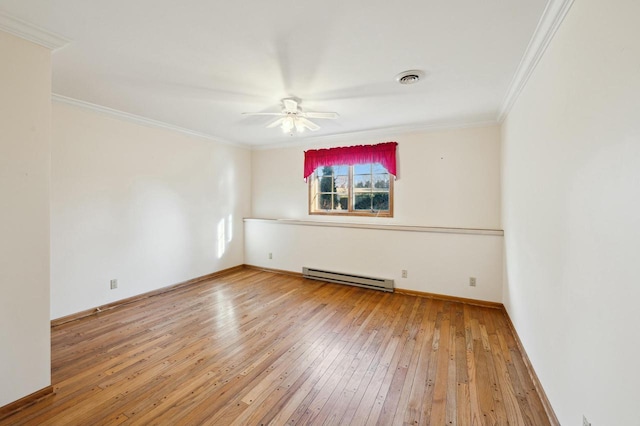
xmin=309 ymin=163 xmax=393 ymax=217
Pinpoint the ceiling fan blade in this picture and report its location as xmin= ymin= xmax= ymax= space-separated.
xmin=302 ymin=111 xmax=339 ymax=119
xmin=242 ymin=112 xmax=285 ymax=116
xmin=283 ymin=98 xmax=298 ymax=113
xmin=266 ymin=117 xmax=285 ymax=128
xmin=298 ymin=117 xmax=320 ymax=131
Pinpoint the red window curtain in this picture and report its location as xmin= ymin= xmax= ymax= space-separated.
xmin=303 ymin=142 xmax=398 ymax=180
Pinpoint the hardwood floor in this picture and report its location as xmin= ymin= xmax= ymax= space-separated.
xmin=1 ymin=269 xmax=551 ymax=425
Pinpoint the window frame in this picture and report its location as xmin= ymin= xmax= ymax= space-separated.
xmin=308 ymin=163 xmax=394 ymax=218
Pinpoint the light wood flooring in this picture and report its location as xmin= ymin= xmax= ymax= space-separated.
xmin=1 ymin=268 xmax=551 ymax=425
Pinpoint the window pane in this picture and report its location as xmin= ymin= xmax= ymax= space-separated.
xmin=372 ymin=163 xmax=387 ymax=174
xmin=335 ymin=175 xmax=348 ymax=189
xmin=319 ymin=175 xmax=334 ymax=193
xmin=335 ymin=175 xmax=348 ymax=202
xmin=354 ymin=193 xmax=372 ymax=210
xmin=372 ymin=193 xmax=389 ymax=210
xmin=319 ymin=165 xmax=335 ymax=177
xmin=354 ymin=175 xmax=371 ymax=189
xmin=373 ymin=174 xmax=390 ymax=189
xmin=318 ymin=193 xmax=334 ymax=210
xmin=320 ymin=194 xmax=342 ymax=210
xmin=334 ymin=165 xmax=348 ymax=175
xmin=353 ymin=164 xmax=371 ymax=175
xmin=338 ymin=197 xmax=348 ymax=210
xmin=316 ymin=166 xmax=326 ymax=177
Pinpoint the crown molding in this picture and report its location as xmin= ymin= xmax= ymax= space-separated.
xmin=250 ymin=119 xmax=498 ymax=151
xmin=0 ymin=11 xmax=69 ymax=50
xmin=497 ymin=0 xmax=575 ymax=122
xmin=52 ymin=93 xmax=497 ymax=151
xmin=52 ymin=94 xmax=245 ymax=148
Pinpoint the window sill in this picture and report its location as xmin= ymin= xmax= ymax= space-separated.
xmin=309 ymin=210 xmax=393 ymax=218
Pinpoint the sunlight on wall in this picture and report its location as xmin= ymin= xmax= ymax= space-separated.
xmin=227 ymin=214 xmax=233 ymax=243
xmin=215 ymin=162 xmax=237 ymax=260
xmin=217 ymin=218 xmax=226 ymax=259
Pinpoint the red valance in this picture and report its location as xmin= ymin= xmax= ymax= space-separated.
xmin=304 ymin=142 xmax=398 ymax=180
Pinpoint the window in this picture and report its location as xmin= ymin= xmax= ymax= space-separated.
xmin=309 ymin=162 xmax=393 ymax=217
xmin=304 ymin=141 xmax=397 ymax=217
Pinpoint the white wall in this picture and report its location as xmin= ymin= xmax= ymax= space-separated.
xmin=0 ymin=31 xmax=52 ymax=406
xmin=248 ymin=126 xmax=503 ymax=301
xmin=252 ymin=126 xmax=501 ymax=229
xmin=245 ymin=220 xmax=504 ymax=302
xmin=51 ymin=102 xmax=251 ymax=319
xmin=501 ymin=0 xmax=640 ymax=424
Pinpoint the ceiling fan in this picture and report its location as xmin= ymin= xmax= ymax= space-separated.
xmin=242 ymin=98 xmax=339 ymax=134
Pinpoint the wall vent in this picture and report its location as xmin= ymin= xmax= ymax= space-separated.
xmin=303 ymin=267 xmax=394 ymax=292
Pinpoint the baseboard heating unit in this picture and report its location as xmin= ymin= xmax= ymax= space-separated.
xmin=302 ymin=267 xmax=394 ymax=292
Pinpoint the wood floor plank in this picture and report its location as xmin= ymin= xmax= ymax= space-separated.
xmin=455 ymin=305 xmax=471 ymax=426
xmin=429 ymin=308 xmax=452 ymax=425
xmin=0 ymin=268 xmax=552 ymax=426
xmin=265 ymin=294 xmax=383 ymax=425
xmin=320 ymin=294 xmax=400 ymax=419
xmin=398 ymin=298 xmax=435 ymax=426
xmin=340 ymin=295 xmax=409 ymax=426
xmin=374 ymin=297 xmax=423 ymax=425
xmin=291 ymin=301 xmax=385 ymax=425
xmin=480 ymin=310 xmax=510 ymax=425
xmin=198 ymin=293 xmax=371 ymax=419
xmin=366 ymin=297 xmax=420 ymax=425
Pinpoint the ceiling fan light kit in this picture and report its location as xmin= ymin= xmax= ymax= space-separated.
xmin=281 ymin=116 xmax=298 ymax=133
xmin=243 ymin=70 xmax=427 ymax=136
xmin=243 ymin=98 xmax=339 ymax=135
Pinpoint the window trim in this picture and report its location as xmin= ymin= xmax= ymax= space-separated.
xmin=308 ymin=164 xmax=394 ymax=218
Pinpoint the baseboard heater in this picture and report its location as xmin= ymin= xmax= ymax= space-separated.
xmin=302 ymin=267 xmax=394 ymax=292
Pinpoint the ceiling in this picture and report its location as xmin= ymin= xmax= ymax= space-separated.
xmin=0 ymin=0 xmax=550 ymax=147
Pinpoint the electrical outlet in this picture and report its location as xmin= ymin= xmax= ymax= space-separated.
xmin=268 ymin=252 xmax=273 ymax=260
xmin=469 ymin=277 xmax=476 ymax=287
xmin=401 ymin=270 xmax=408 ymax=278
xmin=110 ymin=279 xmax=118 ymax=290
xmin=583 ymin=415 xmax=591 ymax=426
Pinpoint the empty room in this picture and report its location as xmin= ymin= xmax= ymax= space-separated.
xmin=1 ymin=0 xmax=638 ymax=424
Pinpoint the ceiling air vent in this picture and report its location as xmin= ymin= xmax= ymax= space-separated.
xmin=395 ymin=69 xmax=425 ymax=85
